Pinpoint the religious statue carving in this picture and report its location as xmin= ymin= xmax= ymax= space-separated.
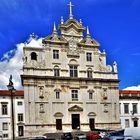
xmin=102 ymin=88 xmax=108 ymax=100
xmin=39 ymin=86 xmax=44 ymax=99
xmin=113 ymin=61 xmax=118 ymax=73
xmin=40 ymin=103 xmax=45 ymax=113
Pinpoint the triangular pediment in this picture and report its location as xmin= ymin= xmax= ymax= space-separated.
xmin=68 ymin=105 xmax=83 ymax=112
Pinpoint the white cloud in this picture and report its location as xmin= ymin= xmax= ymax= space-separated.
xmin=0 ymin=37 xmax=42 ymax=90
xmin=123 ymin=85 xmax=140 ymax=90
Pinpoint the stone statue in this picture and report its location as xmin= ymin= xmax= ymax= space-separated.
xmin=23 ymin=55 xmax=27 ymax=65
xmin=113 ymin=61 xmax=118 ymax=73
xmin=39 ymin=87 xmax=44 ymax=98
xmin=9 ymin=75 xmax=13 ymax=86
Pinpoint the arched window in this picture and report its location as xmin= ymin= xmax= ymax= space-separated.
xmin=54 ymin=89 xmax=61 ymax=99
xmin=54 ymin=66 xmax=60 ymax=77
xmin=87 ymin=68 xmax=92 ymax=78
xmin=31 ymin=52 xmax=37 ymax=60
xmin=69 ymin=59 xmax=78 ymax=78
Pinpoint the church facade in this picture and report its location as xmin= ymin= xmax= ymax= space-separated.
xmin=21 ymin=2 xmax=120 ymax=136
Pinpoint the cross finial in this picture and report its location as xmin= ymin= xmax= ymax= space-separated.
xmin=67 ymin=2 xmax=74 ymax=19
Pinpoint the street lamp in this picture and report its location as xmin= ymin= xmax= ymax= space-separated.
xmin=7 ymin=75 xmax=16 ymax=140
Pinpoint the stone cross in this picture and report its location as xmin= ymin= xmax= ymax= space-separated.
xmin=68 ymin=2 xmax=74 ymax=19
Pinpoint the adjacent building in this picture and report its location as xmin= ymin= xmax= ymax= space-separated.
xmin=120 ymin=90 xmax=140 ymax=128
xmin=0 ymin=90 xmax=24 ymax=139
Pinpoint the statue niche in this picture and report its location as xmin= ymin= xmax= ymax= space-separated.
xmin=39 ymin=86 xmax=44 ymax=99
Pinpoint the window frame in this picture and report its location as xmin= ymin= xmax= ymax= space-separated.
xmin=53 ymin=50 xmax=59 ymax=59
xmin=132 ymin=103 xmax=137 ymax=114
xmin=86 ymin=52 xmax=92 ymax=61
xmin=31 ymin=52 xmax=37 ymax=60
xmin=2 ymin=103 xmax=8 ymax=115
xmin=18 ymin=113 xmax=23 ymax=122
xmin=54 ymin=68 xmax=60 ymax=77
xmin=69 ymin=65 xmax=78 ymax=77
xmin=2 ymin=122 xmax=8 ymax=130
xmin=17 ymin=101 xmax=23 ymax=106
xmin=56 ymin=91 xmax=60 ymax=99
xmin=125 ymin=119 xmax=129 ymax=128
xmin=124 ymin=103 xmax=129 ymax=114
xmin=89 ymin=92 xmax=93 ymax=99
xmin=87 ymin=69 xmax=92 ymax=78
xmin=71 ymin=90 xmax=78 ymax=101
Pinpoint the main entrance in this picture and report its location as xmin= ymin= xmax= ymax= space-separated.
xmin=72 ymin=114 xmax=80 ymax=129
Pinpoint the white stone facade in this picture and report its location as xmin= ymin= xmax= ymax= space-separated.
xmin=0 ymin=90 xmax=24 ymax=139
xmin=119 ymin=90 xmax=140 ymax=129
xmin=21 ymin=2 xmax=120 ymax=136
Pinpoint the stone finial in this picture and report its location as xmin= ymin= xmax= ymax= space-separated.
xmin=52 ymin=22 xmax=58 ymax=40
xmin=113 ymin=61 xmax=118 ymax=73
xmin=30 ymin=33 xmax=36 ymax=39
xmin=80 ymin=19 xmax=82 ymax=25
xmin=61 ymin=16 xmax=64 ymax=24
xmin=87 ymin=26 xmax=90 ymax=36
xmin=53 ymin=22 xmax=57 ymax=31
xmin=103 ymin=49 xmax=106 ymax=54
xmin=67 ymin=1 xmax=74 ymax=19
xmin=53 ymin=22 xmax=58 ymax=35
xmin=86 ymin=26 xmax=91 ymax=40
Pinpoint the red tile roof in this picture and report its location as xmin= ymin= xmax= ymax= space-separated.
xmin=119 ymin=90 xmax=140 ymax=95
xmin=0 ymin=90 xmax=24 ymax=96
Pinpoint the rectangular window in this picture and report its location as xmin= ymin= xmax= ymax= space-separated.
xmin=86 ymin=52 xmax=92 ymax=61
xmin=132 ymin=103 xmax=137 ymax=114
xmin=2 ymin=123 xmax=8 ymax=130
xmin=18 ymin=114 xmax=23 ymax=122
xmin=17 ymin=101 xmax=23 ymax=106
xmin=124 ymin=103 xmax=129 ymax=114
xmin=125 ymin=119 xmax=129 ymax=128
xmin=3 ymin=134 xmax=8 ymax=138
xmin=2 ymin=103 xmax=8 ymax=115
xmin=54 ymin=69 xmax=60 ymax=77
xmin=89 ymin=92 xmax=93 ymax=99
xmin=56 ymin=92 xmax=60 ymax=99
xmin=53 ymin=50 xmax=59 ymax=59
xmin=70 ymin=65 xmax=78 ymax=77
xmin=71 ymin=90 xmax=78 ymax=101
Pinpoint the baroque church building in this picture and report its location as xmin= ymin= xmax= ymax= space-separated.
xmin=21 ymin=2 xmax=120 ymax=136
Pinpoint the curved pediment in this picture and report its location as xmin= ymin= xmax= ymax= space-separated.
xmin=88 ymin=112 xmax=96 ymax=117
xmin=54 ymin=112 xmax=64 ymax=117
xmin=68 ymin=105 xmax=83 ymax=112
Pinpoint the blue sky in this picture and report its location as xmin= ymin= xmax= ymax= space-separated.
xmin=0 ymin=0 xmax=140 ymax=89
